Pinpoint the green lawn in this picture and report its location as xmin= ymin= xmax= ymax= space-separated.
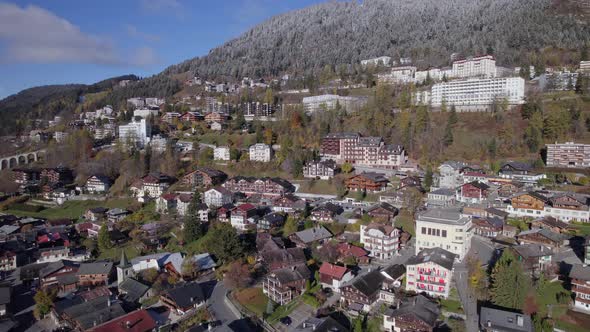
xmin=569 ymin=221 xmax=590 ymax=236
xmin=439 ymin=298 xmax=464 ymax=314
xmin=234 ymin=287 xmax=268 ymax=317
xmin=267 ymin=299 xmax=300 ymax=324
xmin=4 ymin=198 xmax=135 ymax=220
xmin=98 ymin=242 xmax=142 ymax=261
xmin=555 ymin=320 xmax=589 ymax=332
xmin=296 ymin=179 xmax=339 ymax=195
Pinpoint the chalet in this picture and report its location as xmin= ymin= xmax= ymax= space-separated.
xmin=290 ymin=226 xmax=332 ymax=248
xmin=216 ymin=203 xmax=235 ymax=223
xmin=499 ymin=162 xmax=545 ymax=184
xmin=516 ymin=228 xmax=567 ymax=248
xmin=204 ymin=112 xmax=227 ymax=124
xmin=204 ymin=187 xmax=233 ymax=207
xmin=230 ymin=203 xmax=258 ymax=231
xmin=41 ymin=167 xmax=74 ymax=185
xmin=310 ymin=203 xmax=344 ymax=223
xmin=156 ymin=193 xmax=178 ymax=214
xmin=263 ymin=264 xmax=310 ymax=305
xmin=13 ymin=168 xmax=41 ymax=189
xmin=77 ymin=262 xmax=113 ymax=287
xmin=472 ymin=217 xmax=504 ymax=238
xmin=346 ymin=172 xmax=389 ymax=192
xmin=40 ymin=260 xmax=80 ymax=289
xmin=505 ymin=192 xmax=548 ymax=218
xmin=303 ymin=160 xmax=338 ymax=180
xmin=570 ymin=264 xmax=590 ymax=313
xmin=479 ymin=306 xmax=533 ymax=332
xmin=546 ymin=193 xmax=590 ymax=222
xmin=399 ymin=176 xmax=422 ymax=190
xmin=53 ymin=296 xmax=126 ymax=331
xmin=272 ymin=194 xmax=307 ymax=213
xmin=85 ymin=175 xmax=112 ymax=194
xmin=383 ymin=295 xmax=440 ymax=332
xmin=457 ymin=181 xmax=490 ymax=203
xmin=84 ymin=207 xmax=108 ymax=222
xmin=130 ymin=173 xmax=175 ymax=202
xmin=118 ymin=278 xmax=151 ymax=303
xmin=260 ymin=245 xmax=306 ymax=272
xmin=210 ymin=121 xmax=224 ymax=131
xmin=511 ymin=244 xmax=553 ymax=276
xmin=319 ymin=262 xmax=354 ymax=292
xmin=405 ymin=247 xmax=456 ymax=298
xmin=530 ymin=216 xmax=570 ymax=233
xmin=366 ymin=202 xmax=398 ymax=221
xmin=181 ymin=167 xmax=227 ymax=189
xmin=161 ymin=282 xmax=206 ymax=315
xmin=297 ymin=317 xmax=348 ymax=332
xmin=87 ymin=309 xmax=157 ymax=332
xmin=222 ymin=176 xmax=295 ymax=197
xmin=337 ymin=242 xmax=371 ymax=265
xmin=498 ymin=182 xmax=524 ymax=198
xmin=360 ymin=223 xmax=401 ymax=260
xmin=181 ymin=111 xmax=203 ymax=123
xmin=340 ymin=269 xmax=385 ymax=312
xmin=258 ymin=212 xmax=286 ymax=230
xmin=106 ymin=208 xmax=130 ymax=223
xmin=462 ymin=171 xmax=491 ymax=184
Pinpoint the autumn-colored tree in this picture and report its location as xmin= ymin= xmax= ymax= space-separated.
xmin=225 ymin=260 xmax=253 ymax=289
xmin=263 ymin=128 xmax=275 ymax=145
xmin=341 ymin=162 xmax=353 ymax=174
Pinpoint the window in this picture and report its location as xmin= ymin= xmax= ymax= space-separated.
xmin=436 ymin=229 xmax=440 ymax=237
xmin=442 ymin=230 xmax=447 ymax=238
xmin=421 ymin=227 xmax=426 ymax=234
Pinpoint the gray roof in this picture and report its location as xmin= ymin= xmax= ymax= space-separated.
xmin=347 ymin=269 xmax=385 ymax=297
xmin=294 ymin=226 xmax=332 ymax=243
xmin=163 ymin=282 xmax=205 ymax=308
xmin=517 ymin=228 xmax=565 ymax=243
xmin=271 ymin=264 xmax=311 ymax=284
xmin=0 ymin=225 xmax=20 ymax=236
xmin=385 ymin=295 xmax=440 ymax=328
xmin=119 ymin=278 xmax=149 ymax=303
xmin=406 ymin=247 xmax=457 ymax=270
xmin=294 ymin=317 xmax=349 ymax=332
xmin=0 ymin=287 xmax=10 ymax=305
xmin=512 ymin=244 xmax=553 ymax=258
xmin=479 ymin=306 xmax=533 ymax=332
xmin=429 ymin=188 xmax=456 ymax=196
xmin=417 ymin=208 xmax=470 ymax=225
xmin=76 ymin=262 xmax=113 ymax=275
xmin=570 ymin=264 xmax=590 ymax=281
xmin=190 ymin=253 xmax=217 ymax=271
xmin=61 ymin=296 xmax=126 ymax=330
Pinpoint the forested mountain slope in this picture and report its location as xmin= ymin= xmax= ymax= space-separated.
xmin=166 ymin=0 xmax=590 ymax=79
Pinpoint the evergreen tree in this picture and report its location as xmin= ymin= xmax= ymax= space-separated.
xmin=424 ymin=166 xmax=433 ymax=191
xmin=443 ymin=122 xmax=454 ymax=147
xmin=97 ymin=223 xmax=111 ymax=252
xmin=449 ymin=106 xmax=458 ymax=125
xmin=184 ymin=191 xmax=204 ymax=243
xmin=490 ymin=250 xmax=530 ymax=310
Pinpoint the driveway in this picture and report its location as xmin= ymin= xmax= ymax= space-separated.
xmin=282 ymin=302 xmax=314 ymax=332
xmin=207 ymin=281 xmax=253 ymax=332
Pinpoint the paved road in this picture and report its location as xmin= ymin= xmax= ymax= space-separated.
xmin=453 ymin=263 xmax=479 ymax=332
xmin=207 ymin=281 xmax=253 ymax=332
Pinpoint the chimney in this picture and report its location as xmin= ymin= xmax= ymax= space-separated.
xmin=107 ymin=298 xmax=111 ymax=307
xmin=516 ymin=315 xmax=524 ymax=327
xmin=487 ymin=320 xmax=491 ymax=327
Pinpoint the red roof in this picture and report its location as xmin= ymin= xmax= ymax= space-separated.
xmin=160 ymin=193 xmax=177 ymax=201
xmin=337 ymin=243 xmax=368 ymax=258
xmin=88 ymin=309 xmax=157 ymax=332
xmin=319 ymin=262 xmax=348 ymax=280
xmin=237 ymin=203 xmax=256 ymax=211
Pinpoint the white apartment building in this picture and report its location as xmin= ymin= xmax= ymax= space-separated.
xmin=360 ymin=223 xmax=401 ymax=260
xmin=415 ymin=68 xmax=443 ymax=83
xmin=249 ymin=143 xmax=273 ymax=162
xmin=213 ymin=146 xmax=231 ymax=161
xmin=546 ymin=142 xmax=590 ymax=168
xmin=415 ymin=209 xmax=472 ymax=260
xmin=450 ymin=55 xmax=497 ymax=79
xmin=302 ymin=94 xmax=368 ymax=114
xmin=429 ymin=77 xmax=525 ymax=111
xmin=133 ymin=109 xmax=159 ymax=119
xmin=377 ymin=66 xmax=417 ymax=84
xmin=361 ymin=56 xmax=393 ymax=67
xmin=405 ymin=247 xmax=456 ymax=299
xmin=118 ymin=118 xmax=151 ymax=148
xmin=580 ymin=61 xmax=590 ymax=73
xmin=437 ymin=161 xmax=467 ymax=189
xmin=204 ymin=187 xmax=232 ymax=207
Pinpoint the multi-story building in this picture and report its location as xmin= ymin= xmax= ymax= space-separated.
xmin=570 ymin=264 xmax=590 ymax=313
xmin=230 ymin=203 xmax=258 ymax=231
xmin=405 ymin=247 xmax=456 ymax=298
xmin=415 ymin=209 xmax=472 ymax=260
xmin=204 ymin=187 xmax=233 ymax=207
xmin=319 ymin=262 xmax=354 ymax=293
xmin=361 ymin=56 xmax=393 ymax=67
xmin=130 ymin=173 xmax=174 ymax=202
xmin=428 ymin=77 xmax=525 ymax=111
xmin=302 ymin=95 xmax=368 ymax=114
xmin=303 ymin=160 xmax=338 ymax=180
xmin=377 ymin=66 xmax=417 ymax=84
xmin=505 ymin=192 xmax=590 ymax=222
xmin=546 ymin=142 xmax=590 ymax=168
xmin=360 ymin=223 xmax=401 ymax=260
xmin=456 ymin=181 xmax=490 ymax=204
xmin=181 ymin=167 xmax=227 ymax=189
xmin=76 ymin=262 xmax=113 ymax=287
xmin=213 ymin=146 xmax=231 ymax=161
xmin=85 ymin=175 xmax=111 ymax=194
xmin=249 ymin=143 xmax=273 ymax=162
xmin=383 ymin=295 xmax=440 ymax=332
xmin=437 ymin=161 xmax=467 ymax=189
xmin=223 ymin=176 xmax=294 ymax=197
xmin=263 ymin=264 xmax=310 ymax=305
xmin=320 ymin=133 xmax=406 ymax=169
xmin=118 ymin=118 xmax=151 ymax=148
xmin=346 ymin=172 xmax=390 ymax=192
xmin=450 ymin=55 xmax=497 ymax=79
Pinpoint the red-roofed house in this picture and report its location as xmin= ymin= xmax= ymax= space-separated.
xmin=231 ymin=203 xmax=258 ymax=231
xmin=155 ymin=193 xmax=178 ymax=214
xmin=336 ymin=243 xmax=371 ymax=265
xmin=87 ymin=309 xmax=157 ymax=332
xmin=319 ymin=262 xmax=354 ymax=292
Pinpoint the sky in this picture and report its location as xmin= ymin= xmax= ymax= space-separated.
xmin=0 ymin=0 xmax=323 ymax=99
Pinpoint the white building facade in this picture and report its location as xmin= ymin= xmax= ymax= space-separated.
xmin=119 ymin=118 xmax=151 ymax=148
xmin=415 ymin=209 xmax=473 ymax=260
xmin=213 ymin=146 xmax=231 ymax=161
xmin=249 ymin=143 xmax=273 ymax=162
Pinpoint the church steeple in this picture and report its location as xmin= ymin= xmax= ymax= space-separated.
xmin=120 ymin=250 xmax=130 ymax=268
xmin=117 ymin=250 xmax=132 ymax=286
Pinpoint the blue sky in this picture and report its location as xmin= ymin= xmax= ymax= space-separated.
xmin=0 ymin=0 xmax=322 ymax=99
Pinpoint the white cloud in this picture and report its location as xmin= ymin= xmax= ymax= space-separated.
xmin=0 ymin=3 xmax=160 ymax=68
xmin=0 ymin=3 xmax=120 ymax=64
xmin=125 ymin=24 xmax=160 ymax=43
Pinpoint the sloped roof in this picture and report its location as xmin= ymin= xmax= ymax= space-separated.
xmin=163 ymin=282 xmax=205 ymax=308
xmin=349 ymin=269 xmax=385 ymax=297
xmin=381 ymin=264 xmax=406 ymax=280
xmin=479 ymin=306 xmax=533 ymax=332
xmin=385 ymin=295 xmax=439 ymax=328
xmin=88 ymin=309 xmax=157 ymax=332
xmin=77 ymin=262 xmax=113 ymax=275
xmin=406 ymin=247 xmax=456 ymax=270
xmin=271 ymin=264 xmax=311 ymax=284
xmin=517 ymin=228 xmax=565 ymax=243
xmin=319 ymin=262 xmax=348 ymax=279
xmin=294 ymin=226 xmax=332 ymax=243
xmin=570 ymin=264 xmax=590 ymax=281
xmin=119 ymin=278 xmax=150 ymax=303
